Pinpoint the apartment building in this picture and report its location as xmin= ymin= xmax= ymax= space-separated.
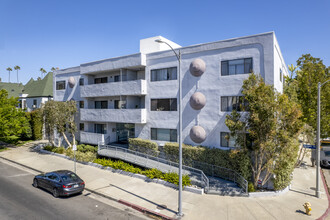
xmin=53 ymin=32 xmax=288 ymax=149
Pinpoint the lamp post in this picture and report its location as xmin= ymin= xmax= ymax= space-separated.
xmin=316 ymin=79 xmax=330 ymax=198
xmin=155 ymin=39 xmax=183 ymax=217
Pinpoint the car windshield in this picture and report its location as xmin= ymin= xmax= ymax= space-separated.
xmin=60 ymin=172 xmax=79 ymax=182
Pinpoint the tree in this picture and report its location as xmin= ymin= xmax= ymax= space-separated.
xmin=51 ymin=67 xmax=56 ymax=72
xmin=6 ymin=67 xmax=12 ymax=82
xmin=0 ymin=89 xmax=31 ymax=139
xmin=14 ymin=65 xmax=20 ymax=83
xmin=296 ymin=54 xmax=330 ymax=138
xmin=40 ymin=68 xmax=46 ymax=78
xmin=225 ymin=73 xmax=302 ymax=189
xmin=43 ymin=100 xmax=77 ymax=147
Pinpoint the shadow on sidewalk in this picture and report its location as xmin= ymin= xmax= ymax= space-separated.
xmin=289 ymin=188 xmax=315 ymax=197
xmin=109 ymin=183 xmax=177 ymax=215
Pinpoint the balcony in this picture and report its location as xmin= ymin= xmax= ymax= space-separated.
xmin=81 ymin=80 xmax=147 ymax=98
xmin=80 ymin=53 xmax=146 ymax=74
xmin=80 ymin=108 xmax=147 ymax=124
xmin=80 ymin=131 xmax=104 ymax=145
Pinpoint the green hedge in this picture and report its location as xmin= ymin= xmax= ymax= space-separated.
xmin=94 ymin=158 xmax=191 ymax=187
xmin=163 ymin=142 xmax=251 ymax=180
xmin=27 ymin=109 xmax=43 ymax=140
xmin=77 ymin=144 xmax=97 ymax=153
xmin=128 ymin=138 xmax=159 ymax=156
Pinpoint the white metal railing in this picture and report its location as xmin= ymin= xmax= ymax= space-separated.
xmin=98 ymin=144 xmax=209 ymax=191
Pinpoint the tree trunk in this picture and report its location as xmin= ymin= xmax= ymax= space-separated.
xmin=61 ymin=132 xmax=71 ymax=148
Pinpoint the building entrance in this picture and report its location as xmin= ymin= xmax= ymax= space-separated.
xmin=116 ymin=123 xmax=135 ymax=143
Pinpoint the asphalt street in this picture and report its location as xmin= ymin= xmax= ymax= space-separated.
xmin=0 ymin=160 xmax=147 ymax=220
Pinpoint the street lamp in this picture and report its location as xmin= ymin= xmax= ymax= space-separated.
xmin=316 ymin=79 xmax=330 ymax=198
xmin=155 ymin=39 xmax=183 ymax=217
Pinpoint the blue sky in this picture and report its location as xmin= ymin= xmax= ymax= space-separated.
xmin=0 ymin=0 xmax=329 ymax=84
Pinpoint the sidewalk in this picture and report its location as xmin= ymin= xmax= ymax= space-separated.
xmin=0 ymin=142 xmax=328 ymax=220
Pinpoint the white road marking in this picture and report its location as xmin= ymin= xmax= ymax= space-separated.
xmin=7 ymin=173 xmax=32 ymax=178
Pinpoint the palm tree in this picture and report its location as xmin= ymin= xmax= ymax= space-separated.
xmin=40 ymin=68 xmax=46 ymax=78
xmin=14 ymin=65 xmax=20 ymax=82
xmin=6 ymin=67 xmax=12 ymax=82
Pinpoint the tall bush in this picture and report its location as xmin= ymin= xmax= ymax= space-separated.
xmin=128 ymin=138 xmax=159 ymax=156
xmin=163 ymin=142 xmax=251 ymax=180
xmin=28 ymin=109 xmax=43 ymax=140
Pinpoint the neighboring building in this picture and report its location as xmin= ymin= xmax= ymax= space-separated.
xmin=19 ymin=72 xmax=53 ymax=112
xmin=0 ymin=81 xmax=24 ymax=98
xmin=0 ymin=72 xmax=53 ymax=112
xmin=54 ymin=32 xmax=288 ymax=149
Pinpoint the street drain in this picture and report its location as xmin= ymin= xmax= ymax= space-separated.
xmin=156 ymin=204 xmax=167 ymax=210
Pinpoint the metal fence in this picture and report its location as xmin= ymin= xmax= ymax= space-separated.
xmin=192 ymin=160 xmax=248 ymax=194
xmin=98 ymin=144 xmax=209 ymax=191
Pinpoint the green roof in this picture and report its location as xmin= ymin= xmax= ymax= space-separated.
xmin=0 ymin=82 xmax=24 ymax=98
xmin=23 ymin=72 xmax=53 ymax=97
xmin=0 ymin=72 xmax=53 ymax=98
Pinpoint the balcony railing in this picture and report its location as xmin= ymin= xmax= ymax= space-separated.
xmin=81 ymin=79 xmax=147 ymax=98
xmin=80 ymin=108 xmax=147 ymax=124
xmin=80 ymin=131 xmax=105 ymax=145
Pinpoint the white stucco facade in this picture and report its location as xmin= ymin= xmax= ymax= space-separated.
xmin=54 ymin=32 xmax=288 ymax=148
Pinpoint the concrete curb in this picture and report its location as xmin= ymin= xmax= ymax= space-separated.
xmin=118 ymin=199 xmax=175 ymax=220
xmin=0 ymin=155 xmax=175 ymax=220
xmin=317 ymin=169 xmax=330 ymax=220
xmin=249 ymin=184 xmax=291 ymax=198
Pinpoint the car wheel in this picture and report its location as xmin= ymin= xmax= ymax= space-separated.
xmin=52 ymin=188 xmax=59 ymax=198
xmin=33 ymin=179 xmax=38 ymax=188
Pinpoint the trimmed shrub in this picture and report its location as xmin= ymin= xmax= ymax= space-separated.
xmin=27 ymin=109 xmax=43 ymax=140
xmin=128 ymin=138 xmax=159 ymax=156
xmin=93 ymin=158 xmax=191 ymax=187
xmin=66 ymin=148 xmax=96 ymax=162
xmin=248 ymin=182 xmax=255 ymax=192
xmin=77 ymin=144 xmax=97 ymax=153
xmin=163 ymin=142 xmax=251 ymax=180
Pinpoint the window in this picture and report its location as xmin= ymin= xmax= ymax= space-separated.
xmin=79 ymin=123 xmax=84 ymax=131
xmin=280 ymin=68 xmax=282 ymax=82
xmin=220 ymin=132 xmax=236 ymax=148
xmin=151 ymin=98 xmax=177 ymax=111
xmin=33 ymin=99 xmax=37 ymax=108
xmin=221 ymin=96 xmax=248 ymax=111
xmin=151 ymin=67 xmax=177 ymax=82
xmin=94 ymin=77 xmax=108 ymax=84
xmin=79 ymin=101 xmax=84 ymax=108
xmin=221 ymin=58 xmax=252 ymax=76
xmin=221 ymin=132 xmax=252 ymax=148
xmin=114 ymin=75 xmax=120 ymax=82
xmin=56 ymin=81 xmax=66 ymax=90
xmin=151 ymin=128 xmax=177 ymax=142
xmin=94 ymin=124 xmax=106 ymax=134
xmin=95 ymin=101 xmax=108 ymax=109
xmin=79 ymin=78 xmax=84 ymax=86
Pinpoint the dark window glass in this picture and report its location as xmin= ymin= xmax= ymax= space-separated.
xmin=95 ymin=101 xmax=108 ymax=109
xmin=56 ymin=81 xmax=66 ymax=90
xmin=221 ymin=58 xmax=253 ymax=76
xmin=150 ymin=98 xmax=177 ymax=111
xmin=79 ymin=101 xmax=84 ymax=108
xmin=151 ymin=67 xmax=177 ymax=82
xmin=151 ymin=128 xmax=177 ymax=142
xmin=94 ymin=124 xmax=106 ymax=134
xmin=79 ymin=123 xmax=84 ymax=131
xmin=33 ymin=99 xmax=37 ymax=106
xmin=94 ymin=77 xmax=108 ymax=84
xmin=79 ymin=78 xmax=84 ymax=86
xmin=221 ymin=96 xmax=248 ymax=112
xmin=60 ymin=172 xmax=79 ymax=182
xmin=114 ymin=75 xmax=120 ymax=82
xmin=220 ymin=132 xmax=236 ymax=148
xmin=221 ymin=61 xmax=228 ymax=76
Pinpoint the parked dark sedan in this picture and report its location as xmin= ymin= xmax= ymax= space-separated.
xmin=33 ymin=170 xmax=85 ymax=198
